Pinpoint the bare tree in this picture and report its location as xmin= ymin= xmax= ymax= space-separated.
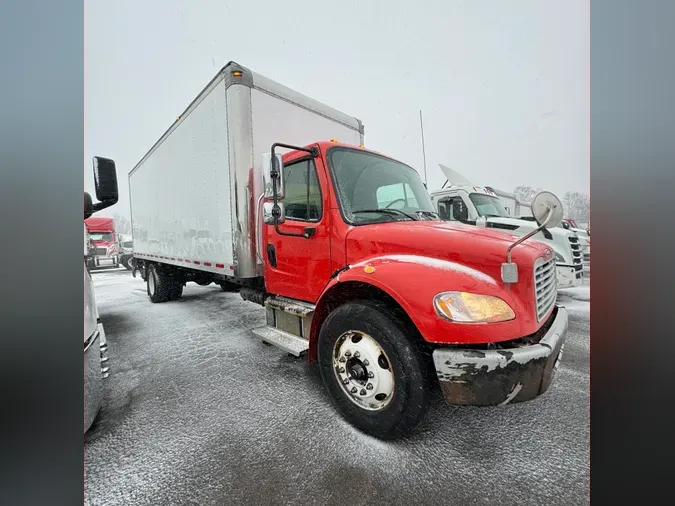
xmin=513 ymin=185 xmax=542 ymax=203
xmin=562 ymin=192 xmax=590 ymax=221
xmin=112 ymin=214 xmax=132 ymax=235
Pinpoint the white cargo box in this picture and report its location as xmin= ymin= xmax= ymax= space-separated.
xmin=129 ymin=62 xmax=364 ymax=279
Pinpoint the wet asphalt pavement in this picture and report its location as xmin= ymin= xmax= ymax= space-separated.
xmin=85 ymin=268 xmax=589 ymax=506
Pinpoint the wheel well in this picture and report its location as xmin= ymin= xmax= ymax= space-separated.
xmin=308 ymin=281 xmax=425 ymax=363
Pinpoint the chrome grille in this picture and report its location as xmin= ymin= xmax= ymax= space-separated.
xmin=534 ymin=257 xmax=557 ymax=322
xmin=94 ymin=247 xmax=107 ymax=256
xmin=568 ymin=235 xmax=583 ymax=271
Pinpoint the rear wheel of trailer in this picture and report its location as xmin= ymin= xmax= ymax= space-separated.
xmin=317 ymin=300 xmax=432 ymax=440
xmin=146 ymin=264 xmax=183 ymax=303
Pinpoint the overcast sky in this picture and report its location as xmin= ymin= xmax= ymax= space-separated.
xmin=85 ymin=0 xmax=588 ymax=219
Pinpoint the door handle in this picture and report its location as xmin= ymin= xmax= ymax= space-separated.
xmin=303 ymin=227 xmax=316 ymax=239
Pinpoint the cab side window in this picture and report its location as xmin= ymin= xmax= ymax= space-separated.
xmin=439 ymin=197 xmax=466 ymax=221
xmin=282 ymin=159 xmax=323 ymax=221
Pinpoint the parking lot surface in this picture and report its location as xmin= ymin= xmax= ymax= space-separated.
xmin=85 ymin=268 xmax=589 ymax=506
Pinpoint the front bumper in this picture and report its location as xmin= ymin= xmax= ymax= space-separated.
xmin=556 ymin=264 xmax=583 ymax=288
xmin=92 ymin=255 xmax=118 ymax=267
xmin=432 ymin=305 xmax=568 ymax=406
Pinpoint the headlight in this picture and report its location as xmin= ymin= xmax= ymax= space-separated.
xmin=433 ymin=292 xmax=515 ymax=323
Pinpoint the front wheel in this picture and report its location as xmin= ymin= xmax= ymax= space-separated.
xmin=317 ymin=300 xmax=431 ymax=440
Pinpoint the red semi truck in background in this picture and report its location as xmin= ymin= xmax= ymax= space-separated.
xmin=84 ymin=217 xmax=120 ymax=269
xmin=124 ymin=62 xmax=569 ymax=439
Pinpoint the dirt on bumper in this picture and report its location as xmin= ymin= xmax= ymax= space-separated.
xmin=432 ymin=305 xmax=568 ymax=406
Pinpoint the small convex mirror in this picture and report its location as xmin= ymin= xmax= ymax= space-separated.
xmin=531 ymin=191 xmax=564 ymax=229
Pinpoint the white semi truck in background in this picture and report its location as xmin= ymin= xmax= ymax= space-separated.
xmin=118 ymin=233 xmax=134 ymax=270
xmin=429 ymin=165 xmax=583 ymax=289
xmin=85 ymin=157 xmax=119 ymax=432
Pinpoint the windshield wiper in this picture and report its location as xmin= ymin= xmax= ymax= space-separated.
xmin=352 ymin=209 xmax=417 ymax=221
xmin=416 ymin=210 xmax=440 ymax=220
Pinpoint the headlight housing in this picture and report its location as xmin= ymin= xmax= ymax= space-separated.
xmin=433 ymin=292 xmax=516 ymax=323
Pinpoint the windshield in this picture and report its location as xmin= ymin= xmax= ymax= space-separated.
xmin=469 ymin=193 xmax=508 ymax=218
xmin=327 ymin=147 xmax=437 ymax=224
xmin=89 ymin=232 xmax=113 ymax=241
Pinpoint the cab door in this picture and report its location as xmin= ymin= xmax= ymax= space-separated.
xmin=263 ymin=154 xmax=332 ymax=303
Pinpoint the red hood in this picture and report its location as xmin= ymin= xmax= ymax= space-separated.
xmin=345 ymin=220 xmax=548 ymax=281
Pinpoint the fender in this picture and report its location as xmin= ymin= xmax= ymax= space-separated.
xmin=308 ymin=254 xmax=532 ymax=362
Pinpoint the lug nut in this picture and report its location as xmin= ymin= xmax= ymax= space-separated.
xmin=354 ymin=351 xmax=360 ymax=358
xmin=342 ymin=378 xmax=350 ymax=385
xmin=366 ymin=383 xmax=373 ymax=390
xmin=363 ymin=359 xmax=369 ymax=366
xmin=360 ymin=389 xmax=367 ymax=395
xmin=345 ymin=351 xmax=351 ymax=357
xmin=351 ymin=387 xmax=358 ymax=394
xmin=339 ymin=357 xmax=346 ymax=363
xmin=339 ymin=367 xmax=345 ymax=373
xmin=368 ymin=371 xmax=374 ymax=378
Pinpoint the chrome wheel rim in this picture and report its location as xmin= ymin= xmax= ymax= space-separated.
xmin=332 ymin=331 xmax=394 ymax=411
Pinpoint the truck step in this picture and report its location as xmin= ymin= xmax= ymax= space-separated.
xmin=252 ymin=326 xmax=309 ymax=357
xmin=265 ymin=296 xmax=315 ymax=317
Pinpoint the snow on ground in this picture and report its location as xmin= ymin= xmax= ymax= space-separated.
xmin=85 ymin=269 xmax=590 ymax=506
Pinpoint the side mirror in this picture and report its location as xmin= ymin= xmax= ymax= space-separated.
xmin=93 ymin=156 xmax=119 ymax=204
xmin=452 ymin=199 xmax=468 ymax=222
xmin=84 ymin=192 xmax=93 ymax=219
xmin=263 ymin=201 xmax=286 ymax=225
xmin=531 ymin=191 xmax=564 ymax=229
xmin=262 ymin=153 xmax=285 ymax=200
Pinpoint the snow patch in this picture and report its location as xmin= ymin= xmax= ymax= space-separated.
xmin=366 ymin=254 xmax=497 ymax=286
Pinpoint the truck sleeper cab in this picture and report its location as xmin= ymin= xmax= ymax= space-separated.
xmin=128 ymin=62 xmax=568 ymax=440
xmin=84 ymin=158 xmax=118 ymax=433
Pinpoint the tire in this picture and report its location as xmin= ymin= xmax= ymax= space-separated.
xmin=146 ymin=264 xmax=173 ymax=303
xmin=317 ymin=300 xmax=432 ymax=440
xmin=219 ymin=281 xmax=239 ymax=292
xmin=168 ymin=283 xmax=183 ymax=301
xmin=121 ymin=257 xmax=130 ymax=270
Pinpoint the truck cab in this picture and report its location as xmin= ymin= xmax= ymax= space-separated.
xmin=429 ymin=166 xmax=583 ymax=289
xmin=84 ymin=217 xmax=120 ymax=269
xmin=84 ymin=157 xmax=119 ymax=433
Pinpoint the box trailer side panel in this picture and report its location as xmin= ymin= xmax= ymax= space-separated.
xmin=130 ymin=78 xmax=235 ymax=274
xmin=130 ymin=62 xmax=365 ymax=279
xmin=220 ymin=67 xmax=364 ymax=279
